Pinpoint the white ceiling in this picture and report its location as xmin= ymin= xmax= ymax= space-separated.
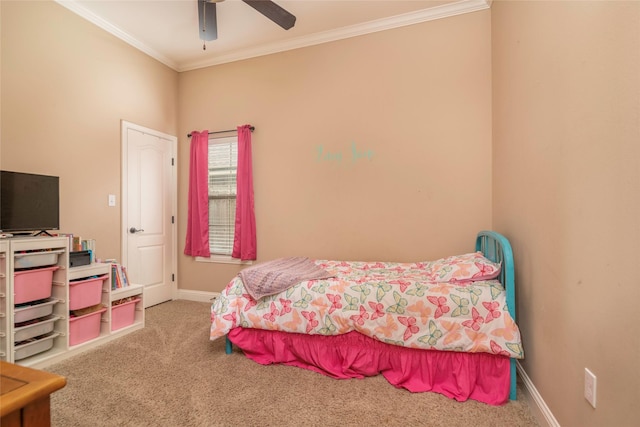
xmin=56 ymin=0 xmax=489 ymax=72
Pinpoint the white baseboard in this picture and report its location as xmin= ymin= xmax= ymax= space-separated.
xmin=517 ymin=361 xmax=560 ymax=427
xmin=177 ymin=289 xmax=220 ymax=303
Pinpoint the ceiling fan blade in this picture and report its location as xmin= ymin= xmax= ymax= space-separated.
xmin=242 ymin=0 xmax=296 ymax=30
xmin=198 ymin=0 xmax=217 ymax=41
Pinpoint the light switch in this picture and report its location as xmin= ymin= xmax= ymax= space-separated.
xmin=108 ymin=194 xmax=116 ymax=207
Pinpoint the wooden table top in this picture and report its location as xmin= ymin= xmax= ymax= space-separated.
xmin=0 ymin=361 xmax=66 ymax=417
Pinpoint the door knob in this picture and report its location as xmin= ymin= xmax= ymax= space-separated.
xmin=129 ymin=227 xmax=144 ymax=234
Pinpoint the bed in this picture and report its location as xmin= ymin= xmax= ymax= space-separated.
xmin=210 ymin=231 xmax=523 ymax=405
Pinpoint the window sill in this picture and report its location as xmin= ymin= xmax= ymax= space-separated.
xmin=196 ymin=255 xmax=253 ymax=265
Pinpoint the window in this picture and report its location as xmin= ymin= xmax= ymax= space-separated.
xmin=208 ymin=136 xmax=237 ymax=256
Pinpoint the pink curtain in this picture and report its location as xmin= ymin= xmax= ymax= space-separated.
xmin=184 ymin=130 xmax=211 ymax=257
xmin=232 ymin=124 xmax=257 ymax=260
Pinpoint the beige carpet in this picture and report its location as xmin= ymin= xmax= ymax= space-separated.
xmin=46 ymin=300 xmax=539 ymax=427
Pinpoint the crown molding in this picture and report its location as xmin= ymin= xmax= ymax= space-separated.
xmin=55 ymin=0 xmax=179 ymax=70
xmin=181 ymin=0 xmax=490 ymax=71
xmin=56 ymin=0 xmax=490 ymax=73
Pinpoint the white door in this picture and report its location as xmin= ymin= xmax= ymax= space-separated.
xmin=121 ymin=121 xmax=177 ymax=308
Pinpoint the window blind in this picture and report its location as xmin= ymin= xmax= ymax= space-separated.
xmin=208 ymin=140 xmax=237 ymax=255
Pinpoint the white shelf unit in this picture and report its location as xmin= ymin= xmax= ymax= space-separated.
xmin=67 ymin=262 xmax=111 ymax=348
xmin=110 ymin=283 xmax=145 ymax=334
xmin=6 ymin=236 xmax=69 ymax=367
xmin=0 ymin=241 xmax=8 ymax=361
xmin=68 ymin=263 xmax=144 ymax=346
xmin=0 ymin=236 xmax=145 ymax=369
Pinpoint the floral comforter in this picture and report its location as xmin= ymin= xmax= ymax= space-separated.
xmin=210 ymin=254 xmax=524 ymax=359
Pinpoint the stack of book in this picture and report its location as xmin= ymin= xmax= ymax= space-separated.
xmin=55 ymin=233 xmax=97 ymax=263
xmin=110 ymin=263 xmax=130 ymax=291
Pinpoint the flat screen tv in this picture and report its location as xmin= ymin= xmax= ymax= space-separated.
xmin=0 ymin=170 xmax=60 ymax=234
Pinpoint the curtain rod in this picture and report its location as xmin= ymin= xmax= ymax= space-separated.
xmin=187 ymin=126 xmax=255 ymax=138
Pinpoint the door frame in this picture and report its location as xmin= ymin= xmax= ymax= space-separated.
xmin=120 ymin=120 xmax=178 ymax=306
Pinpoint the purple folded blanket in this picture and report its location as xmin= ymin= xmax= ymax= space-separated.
xmin=239 ymin=257 xmax=334 ymax=300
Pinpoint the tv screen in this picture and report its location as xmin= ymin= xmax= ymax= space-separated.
xmin=0 ymin=170 xmax=60 ymax=233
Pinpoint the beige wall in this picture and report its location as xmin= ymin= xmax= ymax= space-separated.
xmin=177 ymin=10 xmax=493 ymax=293
xmin=492 ymin=1 xmax=640 ymax=426
xmin=7 ymin=1 xmax=639 ymax=424
xmin=0 ymin=1 xmax=178 ymax=260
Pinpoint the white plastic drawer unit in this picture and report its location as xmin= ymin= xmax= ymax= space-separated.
xmin=14 ymin=332 xmax=61 ymax=361
xmin=14 ymin=315 xmax=61 ymax=342
xmin=13 ymin=249 xmax=65 ymax=269
xmin=14 ymin=298 xmax=58 ymax=323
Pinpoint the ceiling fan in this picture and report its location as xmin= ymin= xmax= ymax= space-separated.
xmin=198 ymin=0 xmax=296 ymax=47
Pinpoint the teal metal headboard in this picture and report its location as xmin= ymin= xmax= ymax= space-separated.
xmin=475 ymin=230 xmax=517 ymax=400
xmin=475 ymin=230 xmax=515 ymax=321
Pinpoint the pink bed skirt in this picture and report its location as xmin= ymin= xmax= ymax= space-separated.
xmin=227 ymin=328 xmax=511 ymax=405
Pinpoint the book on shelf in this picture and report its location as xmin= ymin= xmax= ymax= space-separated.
xmin=81 ymin=239 xmax=96 ymax=262
xmin=121 ymin=265 xmax=130 ymax=287
xmin=110 ymin=262 xmax=130 ymax=291
xmin=72 ymin=236 xmax=82 ymax=252
xmin=110 ymin=264 xmax=119 ymax=290
xmin=54 ymin=234 xmax=97 ymax=262
xmin=55 ymin=233 xmax=74 ymax=251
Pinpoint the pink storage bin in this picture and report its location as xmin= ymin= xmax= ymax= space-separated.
xmin=69 ymin=274 xmax=107 ymax=310
xmin=111 ymin=298 xmax=141 ymax=331
xmin=69 ymin=307 xmax=106 ymax=346
xmin=14 ymin=266 xmax=60 ymax=305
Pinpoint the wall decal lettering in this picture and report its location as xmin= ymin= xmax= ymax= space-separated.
xmin=316 ymin=142 xmax=374 ymax=164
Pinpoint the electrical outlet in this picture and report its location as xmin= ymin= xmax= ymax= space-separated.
xmin=585 ymin=368 xmax=597 ymax=408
